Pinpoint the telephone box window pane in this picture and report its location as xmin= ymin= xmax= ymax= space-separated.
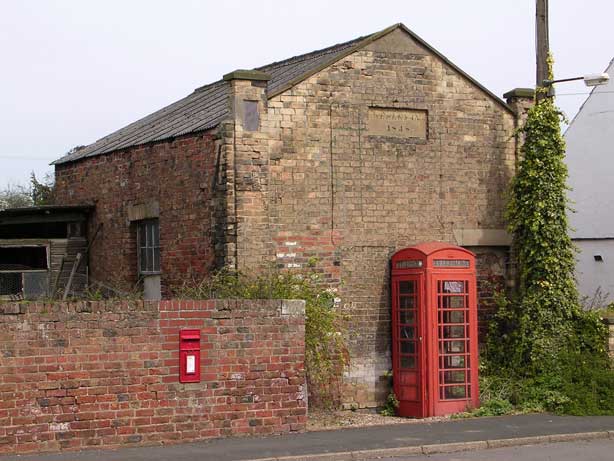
xmin=443 ymin=310 xmax=465 ymax=324
xmin=400 ymin=356 xmax=416 ymax=369
xmin=400 ymin=296 xmax=415 ymax=309
xmin=443 ymin=326 xmax=465 ymax=339
xmin=444 ymin=370 xmax=466 ymax=384
xmin=400 ymin=310 xmax=415 ymax=324
xmin=442 ymin=355 xmax=465 ymax=369
xmin=444 ymin=386 xmax=466 ymax=399
xmin=443 ymin=281 xmax=464 ymax=294
xmin=396 ymin=260 xmax=422 ymax=269
xmin=441 ymin=340 xmax=465 ymax=354
xmin=400 ymin=326 xmax=415 ymax=339
xmin=434 ymin=259 xmax=470 ymax=268
xmin=399 ymin=281 xmax=415 ymax=294
xmin=400 ymin=341 xmax=416 ymax=354
xmin=443 ymin=296 xmax=465 ymax=309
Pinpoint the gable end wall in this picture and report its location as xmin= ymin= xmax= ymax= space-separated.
xmin=227 ymin=28 xmax=517 ymax=407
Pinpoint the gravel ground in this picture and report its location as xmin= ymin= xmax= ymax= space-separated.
xmin=307 ymin=409 xmax=450 ymax=431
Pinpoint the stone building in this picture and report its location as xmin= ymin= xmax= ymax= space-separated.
xmin=53 ymin=24 xmax=533 ymax=407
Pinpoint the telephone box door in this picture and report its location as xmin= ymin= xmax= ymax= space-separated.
xmin=392 ymin=275 xmax=426 ymax=417
xmin=429 ymin=276 xmax=479 ymax=416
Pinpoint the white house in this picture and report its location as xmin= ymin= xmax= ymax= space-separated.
xmin=565 ymin=58 xmax=614 ymax=306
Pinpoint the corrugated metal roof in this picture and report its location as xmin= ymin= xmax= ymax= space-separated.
xmin=53 ymin=34 xmax=368 ymax=165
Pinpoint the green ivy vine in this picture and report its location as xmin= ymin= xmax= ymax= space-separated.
xmin=483 ymin=57 xmax=614 ymax=415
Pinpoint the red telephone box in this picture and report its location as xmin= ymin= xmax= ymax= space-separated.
xmin=391 ymin=242 xmax=479 ymax=417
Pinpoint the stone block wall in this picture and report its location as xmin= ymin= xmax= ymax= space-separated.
xmin=0 ymin=299 xmax=305 ymax=455
xmin=54 ymin=132 xmax=220 ymax=295
xmin=226 ymin=28 xmax=518 ymax=406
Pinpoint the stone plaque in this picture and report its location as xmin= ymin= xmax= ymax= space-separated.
xmin=367 ymin=108 xmax=427 ymax=139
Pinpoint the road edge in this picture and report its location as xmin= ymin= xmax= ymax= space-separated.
xmin=246 ymin=430 xmax=614 ymax=461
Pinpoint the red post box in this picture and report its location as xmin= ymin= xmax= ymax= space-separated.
xmin=179 ymin=329 xmax=201 ymax=383
xmin=391 ymin=242 xmax=479 ymax=417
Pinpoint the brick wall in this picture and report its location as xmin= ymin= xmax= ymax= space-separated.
xmin=225 ymin=28 xmax=518 ymax=406
xmin=0 ymin=299 xmax=306 ymax=455
xmin=54 ymin=132 xmax=220 ymax=295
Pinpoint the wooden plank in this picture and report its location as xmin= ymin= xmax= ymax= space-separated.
xmin=51 ymin=256 xmax=66 ymax=298
xmin=62 ymin=253 xmax=82 ymax=301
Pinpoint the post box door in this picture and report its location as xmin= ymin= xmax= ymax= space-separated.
xmin=393 ymin=275 xmax=426 ymax=417
xmin=429 ymin=276 xmax=477 ymax=415
xmin=179 ymin=329 xmax=201 ymax=383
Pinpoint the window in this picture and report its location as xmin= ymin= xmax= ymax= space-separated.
xmin=0 ymin=246 xmax=48 ymax=271
xmin=0 ymin=245 xmax=49 ymax=298
xmin=0 ymin=273 xmax=22 ymax=296
xmin=137 ymin=220 xmax=160 ymax=275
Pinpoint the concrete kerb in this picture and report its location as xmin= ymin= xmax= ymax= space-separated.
xmin=244 ymin=431 xmax=614 ymax=461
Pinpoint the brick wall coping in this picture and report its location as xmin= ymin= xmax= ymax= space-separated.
xmin=0 ymin=298 xmax=305 ymax=316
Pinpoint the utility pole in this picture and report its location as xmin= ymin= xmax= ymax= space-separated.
xmin=536 ymin=0 xmax=550 ymax=96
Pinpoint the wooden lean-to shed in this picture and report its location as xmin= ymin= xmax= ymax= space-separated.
xmin=0 ymin=205 xmax=92 ymax=300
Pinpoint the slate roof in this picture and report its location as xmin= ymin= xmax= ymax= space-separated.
xmin=52 ymin=34 xmax=367 ymax=165
xmin=53 ymin=23 xmax=511 ymax=165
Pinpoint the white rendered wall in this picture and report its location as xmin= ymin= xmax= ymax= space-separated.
xmin=565 ymin=60 xmax=614 ymax=304
xmin=565 ymin=60 xmax=614 ymax=239
xmin=573 ymin=239 xmax=614 ymax=306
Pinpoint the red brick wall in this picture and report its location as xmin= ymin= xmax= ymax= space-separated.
xmin=0 ymin=299 xmax=306 ymax=455
xmin=54 ymin=132 xmax=220 ymax=294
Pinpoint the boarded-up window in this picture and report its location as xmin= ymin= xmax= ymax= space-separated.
xmin=137 ymin=220 xmax=160 ymax=275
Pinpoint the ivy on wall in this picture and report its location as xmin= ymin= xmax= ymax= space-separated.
xmin=483 ymin=58 xmax=614 ymax=415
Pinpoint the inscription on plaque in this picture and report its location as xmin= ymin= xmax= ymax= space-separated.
xmin=367 ymin=108 xmax=427 ymax=139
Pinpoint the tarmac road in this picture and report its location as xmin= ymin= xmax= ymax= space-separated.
xmin=368 ymin=439 xmax=614 ymax=461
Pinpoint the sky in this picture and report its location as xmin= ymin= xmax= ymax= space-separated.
xmin=1 ymin=0 xmax=613 ymax=187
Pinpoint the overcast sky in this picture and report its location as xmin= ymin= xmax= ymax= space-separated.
xmin=1 ymin=0 xmax=613 ymax=187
